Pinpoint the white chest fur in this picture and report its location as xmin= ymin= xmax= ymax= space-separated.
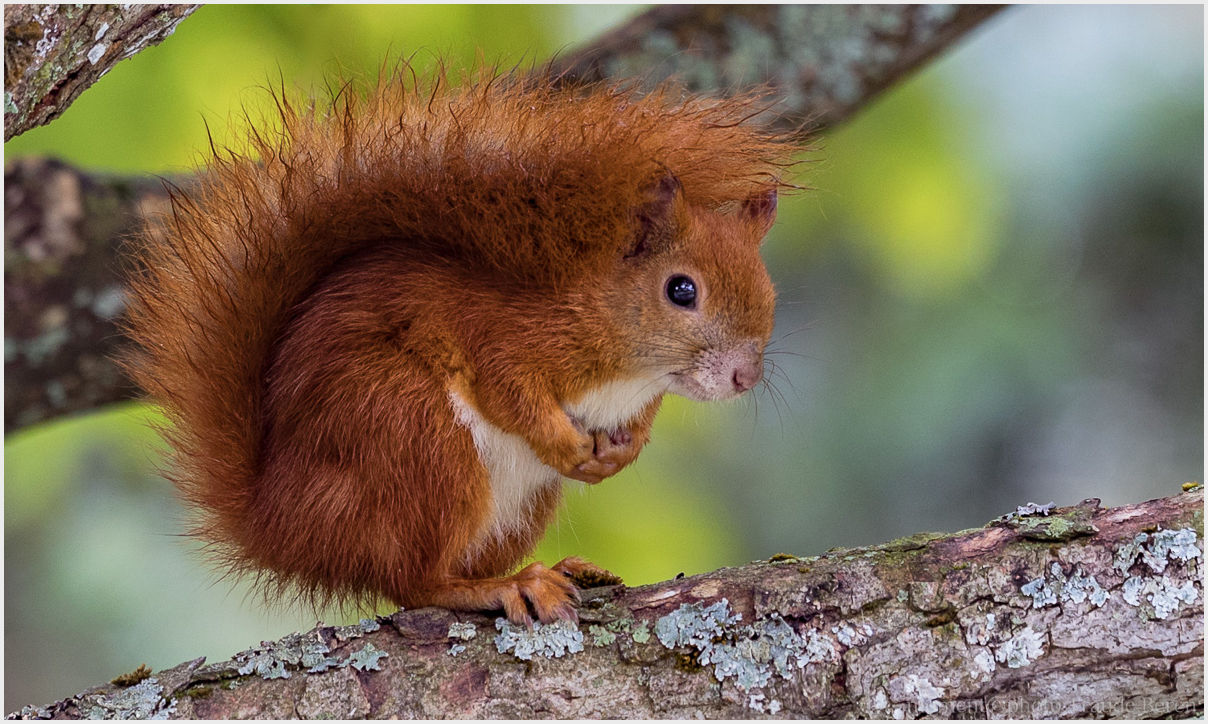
xmin=562 ymin=374 xmax=667 ymax=430
xmin=448 ymin=375 xmax=666 ymax=549
xmin=448 ymin=390 xmax=559 ymax=548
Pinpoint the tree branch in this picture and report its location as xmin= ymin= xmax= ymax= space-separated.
xmin=2 ymin=4 xmax=1005 ymax=433
xmin=3 ymin=4 xmax=199 ymax=141
xmin=3 ymin=158 xmax=181 ymax=430
xmin=551 ymin=4 xmax=1005 ymax=135
xmin=10 ymin=490 xmax=1202 ymax=719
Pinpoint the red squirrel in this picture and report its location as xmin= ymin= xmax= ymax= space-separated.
xmin=123 ymin=66 xmax=797 ymax=625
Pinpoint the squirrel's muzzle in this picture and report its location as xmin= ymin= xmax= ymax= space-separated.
xmin=670 ymin=340 xmax=765 ymax=402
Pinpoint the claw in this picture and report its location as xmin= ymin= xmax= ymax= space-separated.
xmin=554 ymin=602 xmax=579 ymax=623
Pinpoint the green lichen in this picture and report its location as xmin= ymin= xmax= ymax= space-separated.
xmin=331 ymin=617 xmax=380 ymax=642
xmin=891 ymin=673 xmax=943 ymax=715
xmin=872 ymin=530 xmax=949 ymax=553
xmin=83 ymin=677 xmax=175 ymax=720
xmin=236 ymin=631 xmax=339 ymax=678
xmin=588 ymin=625 xmax=616 ymax=647
xmin=346 ymin=643 xmax=388 ymax=672
xmin=832 ymin=622 xmax=873 ymax=647
xmin=655 ymin=599 xmax=839 ymax=704
xmin=1010 ymin=509 xmax=1098 ymax=542
xmin=494 ymin=618 xmax=584 ymax=660
xmin=229 ymin=627 xmax=397 ymax=679
xmin=654 ymin=599 xmax=740 ymax=650
xmin=1122 ymin=574 xmax=1198 ymax=620
xmin=604 ymin=617 xmax=633 ymax=633
xmin=447 ymin=620 xmax=477 ymax=654
xmin=994 ymin=626 xmax=1045 ymax=668
xmin=16 ymin=705 xmax=50 ymax=719
xmin=1111 ymin=529 xmax=1201 ymax=620
xmin=1113 ymin=528 xmax=1201 ymax=574
xmin=631 ymin=621 xmax=651 ymax=644
xmin=1021 ymin=562 xmax=1108 ymax=609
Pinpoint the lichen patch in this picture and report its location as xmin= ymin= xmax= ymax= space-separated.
xmin=1122 ymin=575 xmax=1199 ymax=620
xmin=446 ymin=621 xmax=478 ymax=656
xmin=494 ymin=618 xmax=584 ymax=660
xmin=994 ymin=626 xmax=1046 ymax=669
xmin=889 ymin=673 xmax=943 ymax=715
xmin=1021 ymin=562 xmax=1108 ymax=609
xmin=654 ymin=599 xmax=846 ymax=713
xmin=346 ymin=643 xmax=388 ymax=672
xmin=1111 ymin=527 xmax=1201 ymax=620
xmin=1113 ymin=528 xmax=1201 ymax=575
xmin=82 ymin=677 xmax=176 ymax=720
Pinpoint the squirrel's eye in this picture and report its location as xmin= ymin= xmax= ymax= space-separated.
xmin=665 ymin=275 xmax=697 ymax=308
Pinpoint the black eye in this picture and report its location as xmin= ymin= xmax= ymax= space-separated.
xmin=665 ymin=275 xmax=697 ymax=308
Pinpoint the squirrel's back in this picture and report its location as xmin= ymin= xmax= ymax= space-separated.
xmin=122 ymin=63 xmax=794 ymax=607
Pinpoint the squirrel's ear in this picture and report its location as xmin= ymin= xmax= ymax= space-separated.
xmin=627 ymin=171 xmax=684 ymax=259
xmin=740 ymin=186 xmax=778 ymax=240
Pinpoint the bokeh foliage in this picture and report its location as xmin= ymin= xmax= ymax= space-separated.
xmin=4 ymin=4 xmax=1202 ymax=712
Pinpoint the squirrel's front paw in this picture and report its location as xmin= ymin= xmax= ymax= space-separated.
xmin=541 ymin=419 xmax=597 ymax=480
xmin=566 ymin=427 xmax=641 ymax=484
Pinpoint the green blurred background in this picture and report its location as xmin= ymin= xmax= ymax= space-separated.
xmin=4 ymin=5 xmax=1203 ymax=711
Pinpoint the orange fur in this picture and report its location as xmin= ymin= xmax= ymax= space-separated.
xmin=122 ymin=64 xmax=797 ymax=621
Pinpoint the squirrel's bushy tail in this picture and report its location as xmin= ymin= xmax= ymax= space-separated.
xmin=122 ymin=62 xmax=797 ymax=598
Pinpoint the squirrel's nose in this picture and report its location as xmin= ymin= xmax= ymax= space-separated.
xmin=732 ymin=361 xmax=763 ymax=392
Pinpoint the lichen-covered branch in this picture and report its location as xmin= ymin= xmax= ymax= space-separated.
xmin=3 ymin=158 xmax=182 ymax=431
xmin=552 ymin=4 xmax=1005 ymax=135
xmin=3 ymin=4 xmax=199 ymax=141
xmin=3 ymin=5 xmax=1003 ymax=433
xmin=10 ymin=490 xmax=1202 ymax=720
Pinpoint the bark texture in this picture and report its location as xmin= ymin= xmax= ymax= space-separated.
xmin=9 ymin=490 xmax=1202 ymax=720
xmin=3 ymin=4 xmax=1005 ymax=433
xmin=552 ymin=4 xmax=1005 ymax=135
xmin=3 ymin=4 xmax=199 ymax=141
xmin=3 ymin=158 xmax=179 ymax=430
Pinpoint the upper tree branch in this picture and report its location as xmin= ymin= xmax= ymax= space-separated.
xmin=3 ymin=4 xmax=199 ymax=141
xmin=551 ymin=5 xmax=1005 ymax=135
xmin=10 ymin=490 xmax=1202 ymax=719
xmin=3 ymin=4 xmax=1004 ymax=433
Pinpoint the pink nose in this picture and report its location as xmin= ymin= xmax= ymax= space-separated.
xmin=732 ymin=362 xmax=763 ymax=392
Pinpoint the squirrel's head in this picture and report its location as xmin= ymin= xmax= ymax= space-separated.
xmin=606 ymin=171 xmax=778 ymax=402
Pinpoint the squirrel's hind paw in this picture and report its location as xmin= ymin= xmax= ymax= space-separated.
xmin=424 ymin=562 xmax=581 ymax=626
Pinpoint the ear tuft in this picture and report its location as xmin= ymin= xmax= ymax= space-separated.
xmin=627 ymin=170 xmax=684 ymax=259
xmin=741 ymin=186 xmax=778 ymax=239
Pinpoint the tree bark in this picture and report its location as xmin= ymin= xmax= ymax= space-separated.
xmin=2 ymin=4 xmax=1006 ymax=434
xmin=10 ymin=490 xmax=1202 ymax=720
xmin=3 ymin=158 xmax=181 ymax=430
xmin=551 ymin=5 xmax=1005 ymax=136
xmin=3 ymin=4 xmax=199 ymax=141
